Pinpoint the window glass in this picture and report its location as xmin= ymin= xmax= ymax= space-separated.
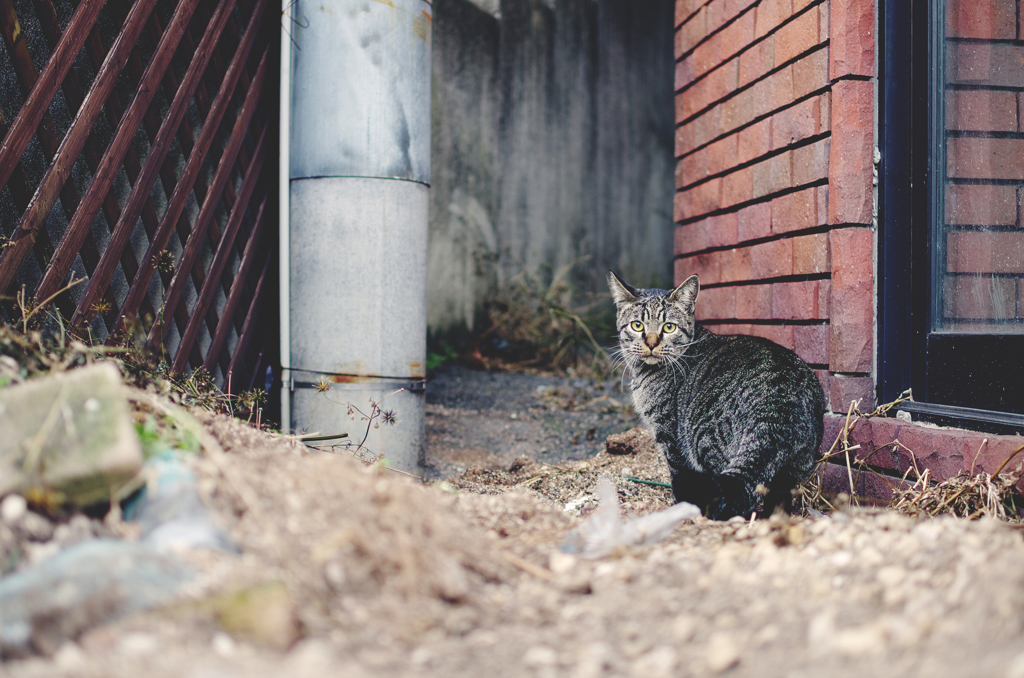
xmin=939 ymin=0 xmax=1024 ymax=333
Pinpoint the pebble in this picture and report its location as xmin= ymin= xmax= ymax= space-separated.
xmin=524 ymin=645 xmax=558 ymax=667
xmin=620 ymin=467 xmax=632 ymax=478
xmin=630 ymin=646 xmax=677 ymax=678
xmin=1 ymin=494 xmax=26 ymax=524
xmin=212 ymin=632 xmax=237 ymax=657
xmin=118 ymin=632 xmax=160 ymax=657
xmin=704 ymin=633 xmax=740 ymax=673
xmin=20 ymin=511 xmax=54 ymax=541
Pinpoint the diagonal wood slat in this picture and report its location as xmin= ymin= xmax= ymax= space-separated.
xmin=147 ymin=50 xmax=269 ymax=349
xmin=0 ymin=0 xmax=278 ymax=391
xmin=35 ymin=0 xmax=203 ymax=303
xmin=0 ymin=0 xmax=105 ymax=195
xmin=0 ymin=0 xmax=162 ymax=295
xmin=69 ymin=0 xmax=240 ymax=329
xmin=104 ymin=0 xmax=269 ymax=337
xmin=172 ymin=133 xmax=268 ymax=373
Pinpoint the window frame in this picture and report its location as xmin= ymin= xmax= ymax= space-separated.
xmin=878 ymin=0 xmax=1024 ymax=433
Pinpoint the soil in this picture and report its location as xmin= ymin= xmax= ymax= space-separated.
xmin=7 ymin=365 xmax=1024 ymax=678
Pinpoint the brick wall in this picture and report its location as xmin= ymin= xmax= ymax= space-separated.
xmin=671 ymin=0 xmax=1024 ymax=502
xmin=672 ymin=0 xmax=875 ymax=415
xmin=942 ymin=0 xmax=1024 ymax=327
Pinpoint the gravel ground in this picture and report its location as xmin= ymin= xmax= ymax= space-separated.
xmin=5 ymin=366 xmax=1024 ymax=678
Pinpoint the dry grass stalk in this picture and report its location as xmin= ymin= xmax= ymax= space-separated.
xmin=890 ymin=444 xmax=1024 ymax=520
xmin=794 ymin=391 xmax=912 ymax=514
xmin=795 ymin=391 xmax=1024 ymax=521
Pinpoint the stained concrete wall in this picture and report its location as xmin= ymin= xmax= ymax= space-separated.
xmin=428 ymin=0 xmax=676 ymax=336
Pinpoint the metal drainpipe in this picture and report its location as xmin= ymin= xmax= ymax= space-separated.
xmin=284 ymin=0 xmax=432 ymax=474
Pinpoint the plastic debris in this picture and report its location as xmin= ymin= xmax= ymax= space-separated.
xmin=0 ymin=540 xmax=190 ymax=658
xmin=560 ymin=477 xmax=700 ymax=559
xmin=126 ymin=451 xmax=236 ymax=554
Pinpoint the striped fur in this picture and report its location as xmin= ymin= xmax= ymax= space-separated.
xmin=609 ymin=272 xmax=825 ymax=519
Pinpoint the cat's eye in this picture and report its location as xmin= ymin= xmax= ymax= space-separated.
xmin=630 ymin=321 xmax=644 ymax=332
xmin=663 ymin=323 xmax=677 ymax=333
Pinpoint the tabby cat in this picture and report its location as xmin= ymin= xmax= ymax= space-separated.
xmin=609 ymin=272 xmax=825 ymax=520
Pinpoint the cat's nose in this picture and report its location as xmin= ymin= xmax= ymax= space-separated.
xmin=644 ymin=332 xmax=660 ymax=349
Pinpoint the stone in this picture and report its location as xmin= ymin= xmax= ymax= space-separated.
xmin=1 ymin=494 xmax=26 ymax=524
xmin=0 ymin=363 xmax=143 ymax=508
xmin=605 ymin=427 xmax=655 ymax=455
xmin=705 ymin=633 xmax=741 ymax=673
xmin=212 ymin=581 xmax=303 ymax=650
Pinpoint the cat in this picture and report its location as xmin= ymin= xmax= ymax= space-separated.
xmin=608 ymin=271 xmax=825 ymax=520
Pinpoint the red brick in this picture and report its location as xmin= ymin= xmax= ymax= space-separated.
xmin=676 ymin=92 xmax=686 ymax=125
xmin=828 ymin=79 xmax=874 ymax=225
xmin=738 ymin=119 xmax=771 ymax=163
xmin=895 ymin=426 xmax=977 ymax=482
xmin=707 ymin=323 xmax=795 ymax=349
xmin=946 ymin=0 xmax=1016 ymax=39
xmin=947 ymin=232 xmax=1024 ymax=274
xmin=721 ymin=166 xmax=754 ymax=207
xmin=750 ymin=238 xmax=793 ymax=278
xmin=735 ymin=283 xmax=773 ymax=318
xmin=829 ymin=228 xmax=873 ymax=373
xmin=695 ymin=111 xmax=724 ymax=149
xmin=695 ymin=9 xmax=755 ymax=77
xmin=830 ymin=375 xmax=875 ymax=414
xmin=677 ymin=7 xmax=708 ymax=58
xmin=1019 ymin=279 xmax=1024 ymax=318
xmin=675 ymin=159 xmax=685 ymax=189
xmin=681 ymin=246 xmax=757 ymax=285
xmin=945 ymin=184 xmax=1018 ymax=226
xmin=681 ymin=58 xmax=740 ymax=119
xmin=769 ymin=150 xmax=793 ymax=192
xmin=707 ymin=212 xmax=740 ymax=247
xmin=675 ymin=124 xmax=697 ymax=157
xmin=774 ymin=4 xmax=821 ymax=64
xmin=972 ymin=433 xmax=1024 ymax=483
xmin=674 ymin=179 xmax=722 ymax=221
xmin=739 ymin=36 xmax=774 ymax=88
xmin=818 ymin=91 xmax=831 ymax=132
xmin=770 ymin=66 xmax=795 ymax=110
xmin=755 ymin=0 xmax=792 ymax=38
xmin=695 ymin=286 xmax=737 ymax=320
xmin=720 ymin=88 xmax=754 ymax=131
xmin=682 ymin=134 xmax=739 ymax=186
xmin=814 ymin=370 xmax=831 ymax=404
xmin=771 ymin=187 xmax=818 ymax=233
xmin=816 ymin=185 xmax=828 ymax=225
xmin=817 ymin=278 xmax=831 ymax=318
xmin=676 ymin=0 xmax=705 ymax=27
xmin=771 ymin=97 xmax=821 ymax=149
xmin=772 ymin=280 xmax=824 ymax=319
xmin=737 ymin=201 xmax=772 ymax=241
xmin=791 ymin=230 xmax=830 ymax=272
xmin=752 ymin=156 xmax=772 ymax=198
xmin=943 ymin=275 xmax=1015 ymax=319
xmin=794 ymin=324 xmax=828 ymax=365
xmin=947 ymin=44 xmax=1024 ymax=87
xmin=947 ymin=138 xmax=1024 ymax=181
xmin=692 ymin=37 xmax=723 ymax=79
xmin=675 ymin=58 xmax=695 ymax=92
xmin=830 ymin=0 xmax=874 ymax=78
xmin=792 ymin=48 xmax=829 ymax=97
xmin=675 ymin=219 xmax=709 ymax=255
xmin=946 ymin=90 xmax=1017 ymax=132
xmin=792 ymin=137 xmax=830 ymax=185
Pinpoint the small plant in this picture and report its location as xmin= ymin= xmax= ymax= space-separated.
xmin=304 ymin=387 xmax=402 ymax=465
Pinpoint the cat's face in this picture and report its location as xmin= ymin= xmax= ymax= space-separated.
xmin=608 ymin=272 xmax=700 ymax=368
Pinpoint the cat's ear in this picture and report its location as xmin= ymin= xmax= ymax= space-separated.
xmin=668 ymin=275 xmax=699 ymax=311
xmin=608 ymin=271 xmax=639 ymax=305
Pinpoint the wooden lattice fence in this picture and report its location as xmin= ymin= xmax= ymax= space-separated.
xmin=0 ymin=0 xmax=278 ymax=394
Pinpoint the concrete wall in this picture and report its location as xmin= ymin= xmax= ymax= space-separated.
xmin=428 ymin=0 xmax=676 ymax=337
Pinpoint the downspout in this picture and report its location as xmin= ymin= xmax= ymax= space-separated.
xmin=284 ymin=0 xmax=432 ymax=474
xmin=279 ymin=0 xmax=292 ymax=434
